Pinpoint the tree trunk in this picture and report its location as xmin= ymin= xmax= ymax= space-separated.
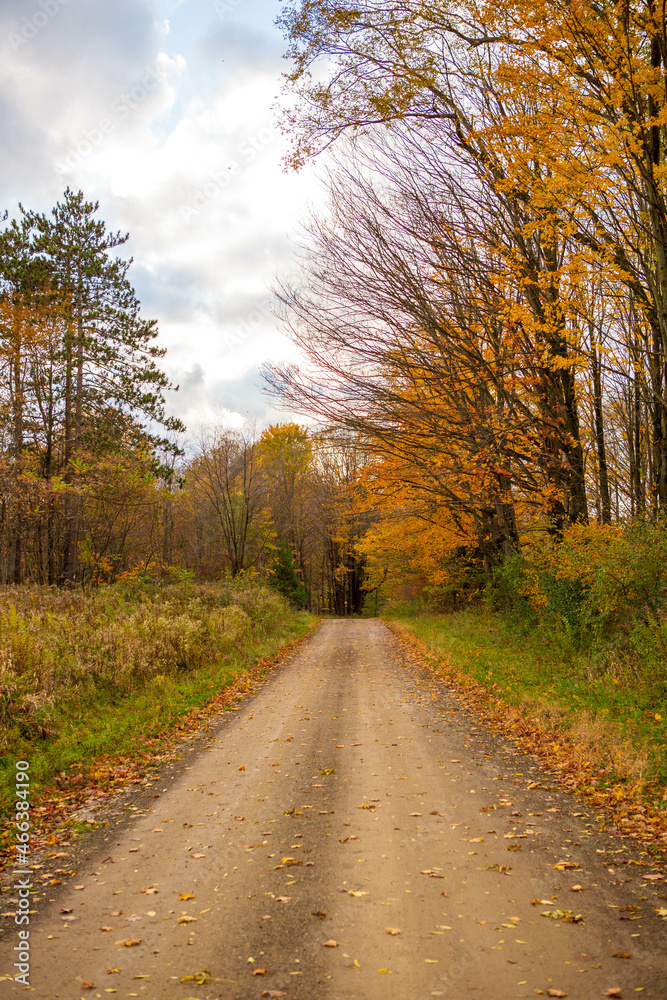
xmin=590 ymin=328 xmax=611 ymax=524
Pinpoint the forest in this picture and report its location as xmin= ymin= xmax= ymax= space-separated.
xmin=4 ymin=1 xmax=667 ymax=628
xmin=0 ymin=189 xmax=367 ymax=614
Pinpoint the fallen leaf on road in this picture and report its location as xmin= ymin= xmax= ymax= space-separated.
xmin=323 ymin=940 xmax=339 ymax=947
xmin=541 ymin=910 xmax=583 ymax=923
xmin=99 ymin=926 xmax=113 ymax=932
xmin=348 ymin=890 xmax=369 ymax=897
xmin=655 ymin=907 xmax=667 ymax=917
xmin=141 ymin=887 xmax=158 ymax=895
xmin=274 ymin=896 xmax=291 ymax=902
xmin=612 ymin=952 xmax=631 ymax=959
xmin=251 ymin=969 xmax=268 ymax=975
xmin=570 ymin=885 xmax=583 ymax=892
xmin=409 ymin=812 xmax=422 ymax=817
xmin=385 ymin=927 xmax=401 ymax=935
xmin=238 ymin=766 xmax=246 ymax=771
xmin=420 ymin=870 xmax=445 ymax=878
xmin=80 ymin=983 xmax=96 ymax=989
xmin=312 ymin=911 xmax=326 ymax=919
xmin=261 ymin=991 xmax=286 ymax=997
xmin=553 ymin=861 xmax=580 ymax=871
xmin=180 ymin=970 xmax=212 ymax=985
xmin=603 ymin=990 xmax=621 ymax=998
xmin=117 ymin=939 xmax=142 ymax=947
xmin=179 ymin=893 xmax=195 ymax=901
xmin=191 ymin=854 xmax=205 ymax=859
xmin=178 ymin=916 xmax=197 ymax=924
xmin=546 ymin=991 xmax=567 ymax=998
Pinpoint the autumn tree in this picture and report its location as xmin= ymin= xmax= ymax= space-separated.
xmin=186 ymin=427 xmax=271 ymax=577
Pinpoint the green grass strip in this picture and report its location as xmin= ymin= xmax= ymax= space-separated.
xmin=390 ymin=608 xmax=667 ymax=791
xmin=0 ymin=610 xmax=314 ymax=822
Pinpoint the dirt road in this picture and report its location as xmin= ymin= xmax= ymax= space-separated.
xmin=2 ymin=620 xmax=666 ymax=999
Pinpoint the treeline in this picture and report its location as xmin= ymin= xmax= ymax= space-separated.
xmin=181 ymin=424 xmax=368 ymax=614
xmin=0 ymin=191 xmax=369 ymax=611
xmin=266 ymin=0 xmax=667 ymax=586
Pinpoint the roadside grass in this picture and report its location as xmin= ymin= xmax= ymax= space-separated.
xmin=0 ymin=579 xmax=315 ymax=836
xmin=389 ymin=607 xmax=667 ymax=799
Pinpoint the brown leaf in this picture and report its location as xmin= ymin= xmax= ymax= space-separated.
xmin=274 ymin=896 xmax=291 ymax=903
xmin=261 ymin=992 xmax=286 ymax=998
xmin=603 ymin=990 xmax=621 ymax=998
xmin=323 ymin=939 xmax=339 ymax=947
xmin=312 ymin=911 xmax=326 ymax=919
xmin=141 ymin=887 xmax=159 ymax=895
xmin=99 ymin=926 xmax=113 ymax=932
xmin=409 ymin=812 xmax=422 ymax=817
xmin=80 ymin=984 xmax=96 ymax=990
xmin=611 ymin=952 xmax=631 ymax=960
xmin=546 ymin=991 xmax=567 ymax=998
xmin=420 ymin=869 xmax=445 ymax=878
xmin=251 ymin=968 xmax=268 ymax=975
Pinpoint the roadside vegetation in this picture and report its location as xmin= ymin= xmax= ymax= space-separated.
xmin=0 ymin=576 xmax=313 ymax=830
xmin=386 ymin=519 xmax=667 ymax=811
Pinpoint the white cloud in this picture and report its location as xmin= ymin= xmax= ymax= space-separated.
xmin=0 ymin=0 xmax=322 ymax=435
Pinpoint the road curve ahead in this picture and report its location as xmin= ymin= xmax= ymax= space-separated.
xmin=2 ymin=620 xmax=666 ymax=999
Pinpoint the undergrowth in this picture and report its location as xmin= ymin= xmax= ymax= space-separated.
xmin=0 ymin=578 xmax=314 ymax=824
xmin=390 ymin=606 xmax=667 ymax=796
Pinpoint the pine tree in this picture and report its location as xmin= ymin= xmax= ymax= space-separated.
xmin=21 ymin=189 xmax=184 ymax=581
xmin=269 ymin=538 xmax=309 ymax=607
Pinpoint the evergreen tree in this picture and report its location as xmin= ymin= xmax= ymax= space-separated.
xmin=0 ymin=189 xmax=184 ymax=584
xmin=269 ymin=538 xmax=308 ymax=607
xmin=22 ymin=189 xmax=184 ymax=581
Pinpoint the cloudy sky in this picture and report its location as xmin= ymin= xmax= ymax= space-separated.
xmin=0 ymin=0 xmax=319 ymax=433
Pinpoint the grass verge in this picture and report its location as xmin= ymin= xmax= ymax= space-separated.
xmin=0 ymin=579 xmax=315 ymax=848
xmin=388 ymin=607 xmax=667 ymax=850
